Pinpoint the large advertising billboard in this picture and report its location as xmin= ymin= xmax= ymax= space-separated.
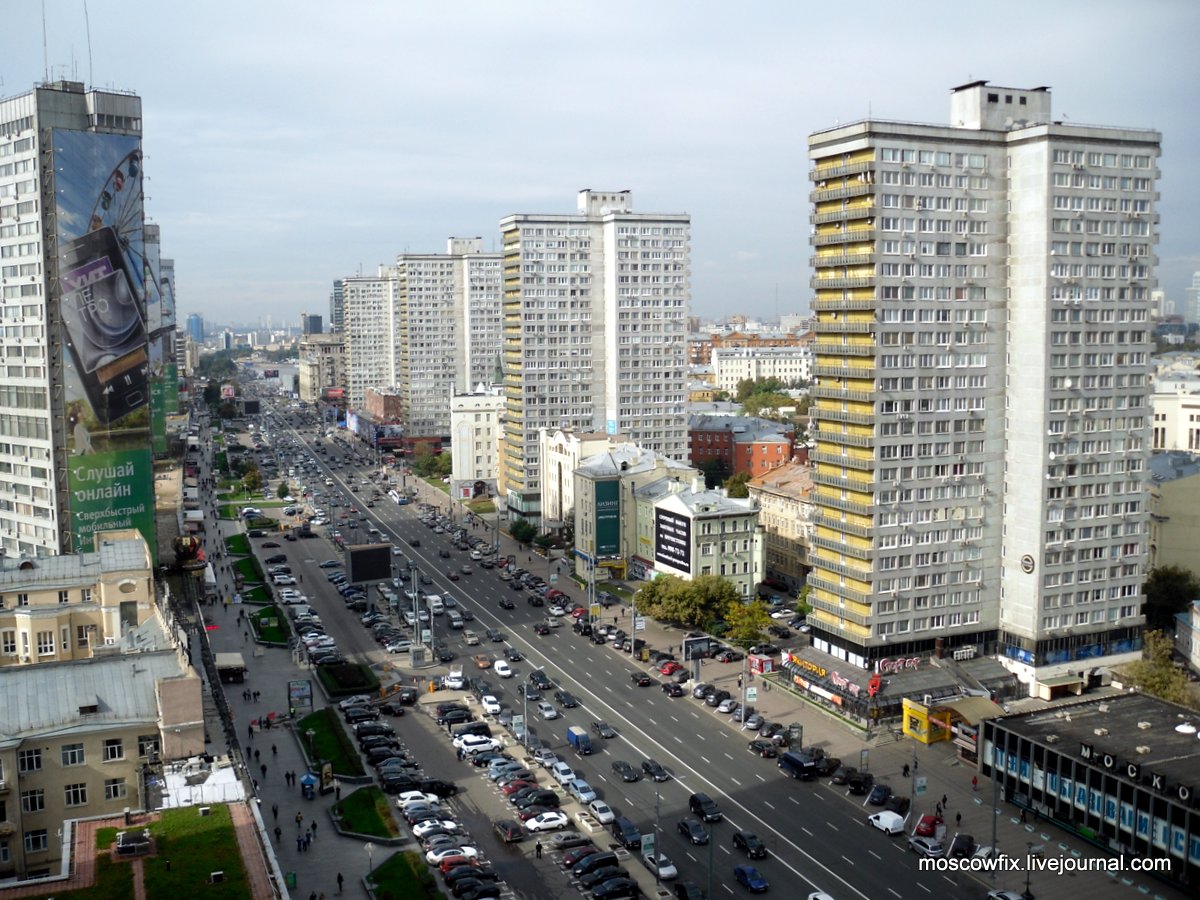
xmin=53 ymin=129 xmax=155 ymax=557
xmin=654 ymin=508 xmax=692 ymax=573
xmin=595 ymin=480 xmax=620 ymax=556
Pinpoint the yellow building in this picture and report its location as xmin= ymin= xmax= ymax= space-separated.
xmin=747 ymin=462 xmax=815 ymax=594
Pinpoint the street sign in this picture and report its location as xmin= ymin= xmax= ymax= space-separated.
xmin=589 ymin=604 xmax=602 ymax=620
xmin=633 ymin=616 xmax=646 ymax=632
xmin=549 ymin=573 xmax=558 ymax=584
xmin=915 ymin=776 xmax=928 ymax=796
xmin=746 ymin=687 xmax=758 ymax=702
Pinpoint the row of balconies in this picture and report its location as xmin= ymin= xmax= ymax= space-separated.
xmin=811 ymin=386 xmax=874 ymax=403
xmin=811 ymin=298 xmax=876 ymax=311
xmin=809 ymin=183 xmax=874 ymax=203
xmin=812 ymin=342 xmax=874 ymax=357
xmin=813 ymin=228 xmax=876 ymax=247
xmin=806 ymin=573 xmax=870 ymax=605
xmin=811 ymin=276 xmax=874 ymax=290
xmin=814 ymin=321 xmax=874 ymax=334
xmin=813 ymin=429 xmax=873 ymax=449
xmin=810 ymin=206 xmax=874 ymax=225
xmin=811 ymin=252 xmax=876 ymax=269
xmin=810 ymin=159 xmax=874 ymax=181
xmin=813 ymin=494 xmax=874 ymax=517
xmin=809 ymin=556 xmax=873 ymax=584
xmin=810 ymin=450 xmax=875 ymax=472
xmin=812 ymin=471 xmax=874 ymax=493
xmin=813 ymin=408 xmax=875 ymax=426
xmin=810 ymin=534 xmax=874 ymax=561
xmin=812 ymin=364 xmax=875 ymax=379
xmin=813 ymin=514 xmax=873 ymax=538
xmin=806 ymin=594 xmax=872 ymax=627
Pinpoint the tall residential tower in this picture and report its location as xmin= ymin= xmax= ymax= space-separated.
xmin=807 ymin=82 xmax=1157 ymax=689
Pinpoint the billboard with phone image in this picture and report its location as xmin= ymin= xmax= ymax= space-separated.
xmin=52 ymin=129 xmax=154 ymax=556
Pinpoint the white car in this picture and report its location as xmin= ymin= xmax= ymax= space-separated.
xmin=524 ymin=811 xmax=570 ymax=833
xmin=395 ymin=791 xmax=438 ymax=808
xmin=548 ymin=604 xmax=566 ymax=617
xmin=588 ymin=799 xmax=615 ymax=824
xmin=412 ymin=818 xmax=460 ymax=839
xmin=338 ymin=694 xmax=374 ymax=710
xmin=550 ymin=761 xmax=575 ymax=784
xmin=272 ymin=574 xmax=297 ymax=586
xmin=481 ymin=695 xmax=502 ymax=716
xmin=424 ymin=845 xmax=479 ymax=865
xmin=278 ymin=590 xmax=307 ymax=604
xmin=769 ymin=608 xmax=796 ymax=620
xmin=458 ymin=736 xmax=501 ymax=756
xmin=493 ymin=660 xmax=514 ymax=678
xmin=385 ymin=639 xmax=413 ymax=654
xmin=536 ymin=702 xmax=559 ymax=721
xmin=641 ymin=851 xmax=679 ymax=880
xmin=867 ymin=811 xmax=906 ymax=835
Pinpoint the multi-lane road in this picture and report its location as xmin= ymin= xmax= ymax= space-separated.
xmin=260 ymin=414 xmax=988 ymax=900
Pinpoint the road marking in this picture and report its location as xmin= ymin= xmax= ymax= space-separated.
xmin=724 ymin=753 xmax=734 ymax=761
xmin=646 ymin=718 xmax=657 ymax=726
xmin=721 ymin=886 xmax=734 ymax=896
xmin=916 ymin=883 xmax=931 ymax=894
xmin=868 ymin=850 xmax=881 ymax=861
xmin=791 ymin=798 xmax=801 ymax=805
xmin=826 ymin=822 xmax=838 ymax=831
xmin=699 ymin=756 xmax=710 ymax=765
xmin=719 ymin=845 xmax=731 ymax=855
xmin=673 ymin=736 xmax=683 ymax=744
xmin=685 ymin=852 xmax=697 ymax=863
xmin=763 ymin=801 xmax=775 ymax=810
xmin=755 ymin=774 xmax=766 ymax=782
xmin=842 ymin=855 xmax=855 ymax=866
xmin=801 ymin=826 xmax=813 ymax=837
xmin=887 ymin=890 xmax=902 ymax=899
xmin=670 ymin=716 xmax=679 ymax=723
xmin=729 ymin=777 xmax=740 ymax=786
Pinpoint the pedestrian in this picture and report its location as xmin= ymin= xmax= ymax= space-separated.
xmin=310 ymin=892 xmax=317 ymax=900
xmin=337 ymin=872 xmax=344 ymax=894
xmin=335 ymin=783 xmax=341 ymax=801
xmin=902 ymin=763 xmax=910 ymax=778
xmin=305 ymin=826 xmax=312 ymax=844
xmin=311 ymin=819 xmax=318 ymax=837
xmin=248 ymin=722 xmax=254 ymax=740
xmin=296 ymin=834 xmax=303 ymax=852
xmin=913 ymin=758 xmax=919 ymax=772
xmin=535 ymin=840 xmax=542 ymax=858
xmin=272 ymin=743 xmax=278 ymax=756
xmin=1020 ymin=809 xmax=1028 ymax=824
xmin=942 ymin=793 xmax=948 ymax=808
xmin=261 ymin=763 xmax=267 ymax=780
xmin=303 ymin=834 xmax=310 ymax=852
xmin=296 ymin=811 xmax=303 ymax=828
xmin=254 ymin=748 xmax=261 ymax=762
xmin=243 ymin=630 xmax=248 ymax=643
xmin=971 ymin=775 xmax=978 ymax=792
xmin=274 ymin=825 xmax=282 ymax=844
xmin=252 ymin=778 xmax=259 ymax=792
xmin=956 ymin=812 xmax=962 ymax=828
xmin=737 ymin=675 xmax=743 ymax=688
xmin=936 ymin=801 xmax=942 ymax=816
xmin=272 ymin=802 xmax=279 ymax=820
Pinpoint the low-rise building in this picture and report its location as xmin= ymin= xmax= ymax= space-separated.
xmin=450 ymin=388 xmax=505 ymax=501
xmin=688 ymin=413 xmax=794 ymax=481
xmin=747 ymin=462 xmax=815 ymax=594
xmin=711 ymin=343 xmax=814 ymax=393
xmin=1176 ymin=600 xmax=1200 ymax=678
xmin=1151 ymin=377 xmax=1200 ymax=451
xmin=1148 ymin=451 xmax=1200 ymax=577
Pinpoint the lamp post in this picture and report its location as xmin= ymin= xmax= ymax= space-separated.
xmin=365 ymin=841 xmax=376 ymax=875
xmin=1022 ymin=841 xmax=1035 ymax=900
xmin=305 ymin=729 xmax=316 ymax=762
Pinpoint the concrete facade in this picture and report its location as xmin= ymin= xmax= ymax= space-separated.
xmin=746 ymin=462 xmax=816 ymax=594
xmin=296 ymin=332 xmax=346 ymax=404
xmin=539 ymin=429 xmax=629 ymax=531
xmin=711 ymin=344 xmax=814 ymax=392
xmin=341 ymin=268 xmax=401 ymax=409
xmin=449 ymin=388 xmax=505 ymax=500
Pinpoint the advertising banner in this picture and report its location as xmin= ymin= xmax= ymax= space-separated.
xmin=654 ymin=508 xmax=692 ymax=572
xmin=594 ymin=480 xmax=620 ymax=556
xmin=53 ymin=129 xmax=155 ymax=557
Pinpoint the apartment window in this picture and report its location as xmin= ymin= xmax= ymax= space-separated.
xmin=23 ymin=829 xmax=49 ymax=855
xmin=61 ymin=742 xmax=85 ymax=767
xmin=58 ymin=590 xmax=69 ymax=605
xmin=64 ymin=783 xmax=88 ymax=807
xmin=17 ymin=593 xmax=28 ymax=607
xmin=0 ymin=839 xmax=8 ymax=864
xmin=81 ymin=588 xmax=92 ymax=603
xmin=76 ymin=625 xmax=90 ymax=649
xmin=103 ymin=739 xmax=124 ymax=761
xmin=20 ymin=789 xmax=44 ymax=813
xmin=17 ymin=748 xmax=41 ymax=773
xmin=36 ymin=631 xmax=53 ymax=655
xmin=138 ymin=735 xmax=160 ymax=759
xmin=1 ymin=629 xmax=13 ymax=654
xmin=104 ymin=778 xmax=127 ymax=801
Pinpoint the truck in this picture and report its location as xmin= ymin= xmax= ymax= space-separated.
xmin=215 ymin=652 xmax=247 ymax=684
xmin=567 ymin=725 xmax=594 ymax=756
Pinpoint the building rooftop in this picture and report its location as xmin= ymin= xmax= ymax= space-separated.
xmin=0 ymin=648 xmax=186 ymax=742
xmin=1148 ymin=451 xmax=1200 ymax=483
xmin=0 ymin=530 xmax=149 ymax=590
xmin=748 ymin=461 xmax=815 ymax=499
xmin=666 ymin=484 xmax=757 ymax=517
xmin=688 ymin=413 xmax=793 ymax=442
xmin=577 ymin=444 xmax=694 ymax=479
xmin=994 ymin=693 xmax=1200 ymax=789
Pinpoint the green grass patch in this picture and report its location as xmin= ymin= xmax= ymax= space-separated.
xmin=218 ymin=504 xmax=239 ymax=520
xmin=316 ymin=662 xmax=381 ymax=698
xmin=335 ymin=786 xmax=399 ymax=839
xmin=94 ymin=825 xmax=120 ymax=850
xmin=297 ymin=707 xmax=366 ymax=777
xmin=213 ymin=451 xmax=227 ymax=470
xmin=251 ymin=606 xmax=290 ymax=643
xmin=598 ymin=581 xmax=633 ymax=601
xmin=243 ymin=585 xmax=273 ymax=605
xmin=368 ymin=850 xmax=440 ymax=900
xmin=466 ymin=498 xmax=496 ymax=514
xmin=224 ymin=533 xmax=250 ymax=555
xmin=141 ymin=805 xmax=248 ymax=899
xmin=246 ymin=516 xmax=278 ymax=530
xmin=233 ymin=556 xmax=265 ymax=584
xmin=29 ymin=853 xmax=135 ymax=900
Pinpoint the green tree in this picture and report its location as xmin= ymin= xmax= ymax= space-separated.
xmin=724 ymin=598 xmax=772 ymax=649
xmin=1122 ymin=631 xmax=1193 ymax=707
xmin=742 ymin=391 xmax=792 ymax=418
xmin=725 ymin=472 xmax=751 ymax=498
xmin=241 ymin=464 xmax=262 ymax=494
xmin=634 ymin=574 xmax=739 ymax=628
xmin=735 ymin=377 xmax=786 ymax=402
xmin=697 ymin=458 xmax=729 ymax=489
xmin=509 ymin=518 xmax=537 ymax=546
xmin=1143 ymin=565 xmax=1200 ymax=630
xmin=795 ymin=583 xmax=812 ymax=617
xmin=276 ymin=481 xmax=290 ymax=499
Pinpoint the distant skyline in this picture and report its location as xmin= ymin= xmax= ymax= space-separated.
xmin=4 ymin=1 xmax=1198 ymax=323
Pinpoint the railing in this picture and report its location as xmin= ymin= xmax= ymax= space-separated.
xmin=809 ymin=183 xmax=874 ymax=203
xmin=810 ymin=276 xmax=874 ymax=289
xmin=813 ymin=494 xmax=874 ymax=517
xmin=806 ymin=595 xmax=872 ymax=627
xmin=810 ymin=160 xmax=874 ymax=181
xmin=811 ymin=470 xmax=875 ymax=491
xmin=812 ymin=364 xmax=875 ymax=379
xmin=814 ymin=514 xmax=873 ymax=538
xmin=813 ymin=430 xmax=873 ymax=449
xmin=806 ymin=574 xmax=871 ymax=605
xmin=812 ymin=408 xmax=875 ymax=426
xmin=813 ymin=343 xmax=874 ymax=357
xmin=810 ymin=207 xmax=874 ymax=225
xmin=813 ymin=229 xmax=876 ymax=246
xmin=811 ymin=253 xmax=876 ymax=268
xmin=810 ymin=451 xmax=875 ymax=472
xmin=811 ymin=298 xmax=876 ymax=311
xmin=813 ymin=321 xmax=874 ymax=334
xmin=808 ymin=557 xmax=873 ymax=583
xmin=810 ymin=534 xmax=874 ymax=560
xmin=811 ymin=386 xmax=874 ymax=402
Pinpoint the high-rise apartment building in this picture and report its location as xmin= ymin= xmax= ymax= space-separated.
xmin=341 ymin=267 xmax=402 ymax=409
xmin=499 ymin=190 xmax=690 ymax=520
xmin=329 ymin=278 xmax=345 ymax=333
xmin=396 ymin=238 xmax=502 ymax=441
xmin=185 ymin=313 xmax=204 ymax=343
xmin=300 ymin=312 xmax=323 ymax=335
xmin=0 ymin=81 xmax=157 ymax=558
xmin=807 ymin=82 xmax=1157 ymax=687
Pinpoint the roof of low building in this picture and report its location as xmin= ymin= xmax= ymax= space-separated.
xmin=688 ymin=413 xmax=793 ymax=442
xmin=577 ymin=444 xmax=695 ymax=479
xmin=748 ymin=461 xmax=815 ymax=499
xmin=1148 ymin=451 xmax=1200 ymax=483
xmin=0 ymin=530 xmax=149 ymax=590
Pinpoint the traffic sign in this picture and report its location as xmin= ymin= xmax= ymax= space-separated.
xmin=633 ymin=616 xmax=646 ymax=632
xmin=746 ymin=687 xmax=758 ymax=702
xmin=915 ymin=776 xmax=928 ymax=796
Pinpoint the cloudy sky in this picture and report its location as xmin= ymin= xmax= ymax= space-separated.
xmin=5 ymin=0 xmax=1199 ymax=326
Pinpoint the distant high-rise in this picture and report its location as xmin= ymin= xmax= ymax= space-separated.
xmin=186 ymin=312 xmax=204 ymax=343
xmin=300 ymin=312 xmax=323 ymax=335
xmin=329 ymin=279 xmax=345 ymax=333
xmin=807 ymin=82 xmax=1157 ymax=681
xmin=498 ymin=190 xmax=690 ymax=521
xmin=1186 ymin=272 xmax=1200 ymax=324
xmin=341 ymin=268 xmax=401 ymax=409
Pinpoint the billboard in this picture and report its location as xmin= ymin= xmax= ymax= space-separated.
xmin=594 ymin=480 xmax=620 ymax=556
xmin=347 ymin=543 xmax=392 ymax=584
xmin=221 ymin=383 xmax=236 ymax=399
xmin=53 ymin=129 xmax=155 ymax=557
xmin=654 ymin=508 xmax=692 ymax=572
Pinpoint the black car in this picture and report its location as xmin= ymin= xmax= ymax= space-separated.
xmin=630 ymin=672 xmax=652 ymax=687
xmin=554 ymin=691 xmax=579 ymax=709
xmin=591 ymin=877 xmax=639 ymax=900
xmin=813 ymin=755 xmax=841 ymax=777
xmin=528 ymin=669 xmax=553 ymax=690
xmin=493 ymin=820 xmax=523 ymax=843
xmin=592 ymin=720 xmax=617 ymax=739
xmin=705 ymin=689 xmax=732 ymax=707
xmin=437 ymin=709 xmax=473 ymax=726
xmin=439 ymin=549 xmax=452 ymax=558
xmin=733 ymin=830 xmax=768 ymax=860
xmin=419 ymin=779 xmax=459 ymax=798
xmin=662 ymin=682 xmax=685 ymax=697
xmin=533 ymin=623 xmax=551 ymax=636
xmin=866 ymin=783 xmax=893 ymax=806
xmin=486 ymin=628 xmax=503 ymax=642
xmin=767 ymin=624 xmax=792 ymax=639
xmin=847 ymin=771 xmax=875 ymax=795
xmin=498 ymin=597 xmax=515 ymax=610
xmin=677 ymin=818 xmax=710 ymax=845
xmin=516 ymin=685 xmax=541 ymax=702
xmin=504 ymin=647 xmax=523 ymax=662
xmin=527 ymin=594 xmax=544 ymax=607
xmin=611 ymin=760 xmax=641 ymax=782
xmin=265 ymin=554 xmax=287 ymax=564
xmin=747 ymin=740 xmax=778 ymax=759
xmin=580 ymin=866 xmax=628 ymax=890
xmin=642 ymin=759 xmax=670 ymax=782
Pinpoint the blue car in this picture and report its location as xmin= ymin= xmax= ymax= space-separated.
xmin=734 ymin=864 xmax=769 ymax=893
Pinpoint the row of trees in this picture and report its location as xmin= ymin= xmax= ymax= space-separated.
xmin=636 ymin=574 xmax=773 ymax=648
xmin=410 ymin=451 xmax=451 ymax=479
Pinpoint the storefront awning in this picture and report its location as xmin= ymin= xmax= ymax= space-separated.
xmin=1040 ymin=673 xmax=1085 ymax=688
xmin=938 ymin=696 xmax=1005 ymax=725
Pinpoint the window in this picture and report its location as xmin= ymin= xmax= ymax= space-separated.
xmin=104 ymin=778 xmax=127 ymax=801
xmin=1 ymin=629 xmax=13 ymax=654
xmin=61 ymin=742 xmax=85 ymax=767
xmin=64 ymin=783 xmax=88 ymax=807
xmin=17 ymin=748 xmax=41 ymax=773
xmin=36 ymin=631 xmax=54 ymax=655
xmin=20 ymin=789 xmax=44 ymax=813
xmin=58 ymin=590 xmax=69 ymax=605
xmin=17 ymin=593 xmax=28 ymax=607
xmin=103 ymin=739 xmax=124 ymax=761
xmin=138 ymin=735 xmax=160 ymax=759
xmin=23 ymin=829 xmax=48 ymax=853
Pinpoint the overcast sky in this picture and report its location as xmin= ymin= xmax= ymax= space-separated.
xmin=5 ymin=0 xmax=1199 ymax=326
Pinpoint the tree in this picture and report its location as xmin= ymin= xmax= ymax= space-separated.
xmin=795 ymin=584 xmax=812 ymax=617
xmin=241 ymin=464 xmax=262 ymax=494
xmin=697 ymin=458 xmax=729 ymax=489
xmin=509 ymin=518 xmax=537 ymax=546
xmin=741 ymin=391 xmax=792 ymax=418
xmin=1122 ymin=631 xmax=1193 ymax=707
xmin=725 ymin=472 xmax=751 ymax=498
xmin=635 ymin=574 xmax=740 ymax=628
xmin=1143 ymin=565 xmax=1200 ymax=630
xmin=724 ymin=598 xmax=772 ymax=649
xmin=276 ymin=481 xmax=290 ymax=499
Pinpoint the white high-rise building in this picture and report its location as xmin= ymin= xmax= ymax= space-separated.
xmin=499 ymin=190 xmax=690 ymax=521
xmin=341 ymin=267 xmax=401 ymax=409
xmin=808 ymin=82 xmax=1158 ymax=690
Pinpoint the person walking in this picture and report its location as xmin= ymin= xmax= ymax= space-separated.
xmin=273 ymin=825 xmax=282 ymax=844
xmin=942 ymin=793 xmax=948 ymax=808
xmin=310 ymin=819 xmax=318 ymax=838
xmin=956 ymin=812 xmax=962 ymax=828
xmin=535 ymin=840 xmax=542 ymax=858
xmin=261 ymin=763 xmax=267 ymax=780
xmin=296 ymin=811 xmax=303 ymax=829
xmin=272 ymin=802 xmax=278 ymax=821
xmin=971 ymin=775 xmax=979 ymax=792
xmin=337 ymin=872 xmax=344 ymax=894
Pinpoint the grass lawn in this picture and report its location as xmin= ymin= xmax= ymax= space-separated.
xmin=213 ymin=451 xmax=227 ymax=470
xmin=233 ymin=556 xmax=266 ymax=584
xmin=251 ymin=607 xmax=290 ymax=643
xmin=243 ymin=585 xmax=273 ymax=605
xmin=27 ymin=854 xmax=135 ymax=900
xmin=335 ymin=786 xmax=400 ymax=839
xmin=316 ymin=662 xmax=381 ymax=698
xmin=598 ymin=581 xmax=634 ymax=601
xmin=141 ymin=806 xmax=248 ymax=899
xmin=218 ymin=504 xmax=239 ymax=520
xmin=296 ymin=707 xmax=366 ymax=777
xmin=465 ymin=498 xmax=496 ymax=514
xmin=224 ymin=533 xmax=250 ymax=555
xmin=368 ymin=850 xmax=440 ymax=900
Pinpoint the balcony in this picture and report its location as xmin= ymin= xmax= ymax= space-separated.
xmin=807 ymin=595 xmax=872 ymax=627
xmin=812 ymin=471 xmax=874 ymax=493
xmin=807 ymin=573 xmax=871 ymax=605
xmin=810 ymin=206 xmax=874 ymax=225
xmin=811 ymin=276 xmax=874 ymax=290
xmin=809 ymin=183 xmax=874 ymax=203
xmin=810 ymin=159 xmax=874 ymax=181
xmin=811 ymin=252 xmax=876 ymax=269
xmin=813 ymin=228 xmax=876 ymax=247
xmin=811 ymin=298 xmax=876 ymax=311
xmin=813 ymin=343 xmax=874 ymax=357
xmin=814 ymin=321 xmax=874 ymax=334
xmin=811 ymin=386 xmax=874 ymax=403
xmin=814 ymin=494 xmax=874 ymax=517
xmin=810 ymin=450 xmax=875 ymax=472
xmin=809 ymin=557 xmax=873 ymax=583
xmin=813 ymin=429 xmax=873 ymax=449
xmin=814 ymin=514 xmax=873 ymax=538
xmin=810 ymin=534 xmax=873 ymax=561
xmin=813 ymin=408 xmax=874 ymax=426
xmin=812 ymin=364 xmax=875 ymax=379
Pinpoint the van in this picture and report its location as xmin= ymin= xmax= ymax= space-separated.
xmin=288 ymin=604 xmax=315 ymax=620
xmin=609 ymin=816 xmax=642 ymax=850
xmin=688 ymin=792 xmax=723 ymax=823
xmin=447 ymin=612 xmax=464 ymax=630
xmin=778 ymin=751 xmax=817 ymax=781
xmin=427 ymin=595 xmax=445 ymax=616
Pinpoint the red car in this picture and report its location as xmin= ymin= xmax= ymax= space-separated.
xmin=501 ymin=779 xmax=537 ymax=796
xmin=571 ymin=608 xmax=589 ymax=619
xmin=562 ymin=844 xmax=601 ymax=867
xmin=914 ymin=814 xmax=943 ymax=837
xmin=447 ymin=571 xmax=460 ymax=581
xmin=659 ymin=661 xmax=683 ymax=675
xmin=516 ymin=805 xmax=552 ymax=821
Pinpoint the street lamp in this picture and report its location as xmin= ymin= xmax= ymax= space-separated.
xmin=365 ymin=841 xmax=376 ymax=875
xmin=1022 ymin=841 xmax=1035 ymax=900
xmin=305 ymin=729 xmax=316 ymax=761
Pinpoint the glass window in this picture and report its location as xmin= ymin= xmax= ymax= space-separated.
xmin=61 ymin=742 xmax=84 ymax=767
xmin=23 ymin=829 xmax=48 ymax=853
xmin=20 ymin=789 xmax=44 ymax=813
xmin=64 ymin=783 xmax=87 ymax=807
xmin=104 ymin=778 xmax=127 ymax=800
xmin=103 ymin=739 xmax=123 ymax=761
xmin=17 ymin=748 xmax=41 ymax=773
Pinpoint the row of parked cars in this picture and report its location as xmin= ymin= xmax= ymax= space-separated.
xmin=395 ymin=790 xmax=506 ymax=900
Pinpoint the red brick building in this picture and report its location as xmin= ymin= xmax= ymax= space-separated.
xmin=688 ymin=414 xmax=794 ymax=479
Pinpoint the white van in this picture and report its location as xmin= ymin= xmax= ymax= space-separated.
xmin=427 ymin=595 xmax=445 ymax=616
xmin=447 ymin=611 xmax=464 ymax=630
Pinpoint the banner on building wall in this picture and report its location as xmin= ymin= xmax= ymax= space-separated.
xmin=52 ymin=129 xmax=155 ymax=558
xmin=654 ymin=508 xmax=691 ymax=572
xmin=595 ymin=480 xmax=620 ymax=556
